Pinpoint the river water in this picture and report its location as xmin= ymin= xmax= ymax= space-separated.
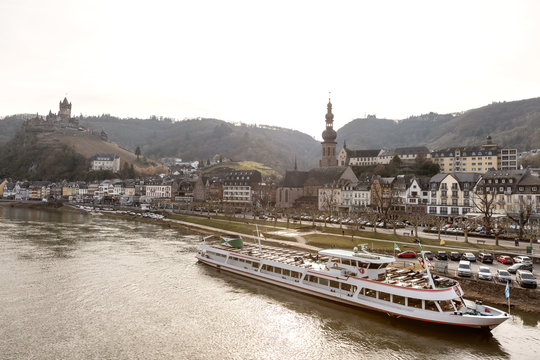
xmin=1 ymin=207 xmax=539 ymax=359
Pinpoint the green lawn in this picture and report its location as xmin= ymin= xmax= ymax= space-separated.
xmin=167 ymin=214 xmax=295 ymax=241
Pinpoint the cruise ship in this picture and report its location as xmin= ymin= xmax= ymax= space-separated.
xmin=196 ymin=235 xmax=509 ymax=330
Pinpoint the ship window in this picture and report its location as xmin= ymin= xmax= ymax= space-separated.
xmin=319 ymin=278 xmax=329 ymax=286
xmin=367 ymin=263 xmax=379 ymax=269
xmin=379 ymin=292 xmax=391 ymax=302
xmin=357 ymin=262 xmax=368 ymax=268
xmin=439 ymin=300 xmax=454 ymax=312
xmin=365 ymin=289 xmax=377 ymax=298
xmin=252 ymin=262 xmax=259 ymax=268
xmin=423 ymin=301 xmax=438 ymax=311
xmin=266 ymin=265 xmax=273 ymax=272
xmin=393 ymin=295 xmax=405 ymax=305
xmin=273 ymin=267 xmax=281 ymax=274
xmin=291 ymin=271 xmax=300 ymax=278
xmin=408 ymin=297 xmax=422 ymax=309
xmin=341 ymin=283 xmax=351 ymax=292
xmin=308 ymin=275 xmax=318 ymax=283
xmin=341 ymin=259 xmax=351 ymax=266
xmin=283 ymin=269 xmax=290 ymax=277
xmin=329 ymin=280 xmax=339 ymax=288
xmin=378 ymin=263 xmax=390 ymax=269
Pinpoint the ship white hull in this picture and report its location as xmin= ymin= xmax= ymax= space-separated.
xmin=196 ymin=254 xmax=509 ymax=330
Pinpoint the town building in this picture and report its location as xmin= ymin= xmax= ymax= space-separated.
xmin=473 ymin=169 xmax=540 ymax=216
xmin=428 ymin=172 xmax=481 ymax=217
xmin=337 ymin=146 xmax=381 ymax=167
xmin=90 ymin=153 xmax=121 ymax=173
xmin=404 ymin=177 xmax=430 ymax=214
xmin=340 ymin=182 xmax=371 ymax=211
xmin=431 ymin=136 xmax=517 ymax=173
xmin=377 ymin=147 xmax=431 ymax=165
xmin=222 ymin=170 xmax=262 ymax=205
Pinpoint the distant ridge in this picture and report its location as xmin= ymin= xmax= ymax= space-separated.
xmin=337 ymin=97 xmax=540 ymax=151
xmin=2 ymin=96 xmax=540 ymax=175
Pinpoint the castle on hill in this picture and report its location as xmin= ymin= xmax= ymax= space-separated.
xmin=23 ymin=97 xmax=108 ymax=141
xmin=25 ymin=97 xmax=80 ymax=130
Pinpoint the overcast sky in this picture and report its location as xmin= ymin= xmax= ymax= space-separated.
xmin=1 ymin=0 xmax=539 ymax=139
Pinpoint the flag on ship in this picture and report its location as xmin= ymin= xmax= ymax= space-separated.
xmin=394 ymin=243 xmax=400 ymax=252
xmin=505 ymin=281 xmax=510 ymax=299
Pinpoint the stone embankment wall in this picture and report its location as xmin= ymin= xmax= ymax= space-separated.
xmin=442 ymin=275 xmax=539 ymax=313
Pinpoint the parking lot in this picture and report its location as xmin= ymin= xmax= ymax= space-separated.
xmin=399 ymin=253 xmax=538 ymax=290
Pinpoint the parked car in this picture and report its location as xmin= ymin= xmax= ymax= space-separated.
xmin=478 ymin=266 xmax=493 ymax=281
xmin=423 ymin=251 xmax=434 ymax=260
xmin=514 ymin=256 xmax=533 ymax=264
xmin=516 ymin=270 xmax=537 ymax=288
xmin=397 ymin=251 xmax=417 ymax=258
xmin=450 ymin=252 xmax=461 ymax=261
xmin=436 ymin=251 xmax=448 ymax=260
xmin=508 ymin=263 xmax=533 ymax=274
xmin=458 ymin=260 xmax=472 ymax=277
xmin=496 ymin=269 xmax=512 ymax=283
xmin=497 ymin=255 xmax=514 ymax=265
xmin=478 ymin=253 xmax=493 ymax=264
xmin=462 ymin=253 xmax=476 ymax=262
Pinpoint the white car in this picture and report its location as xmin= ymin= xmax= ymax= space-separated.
xmin=514 ymin=256 xmax=533 ymax=264
xmin=478 ymin=266 xmax=493 ymax=281
xmin=457 ymin=260 xmax=472 ymax=277
xmin=496 ymin=269 xmax=511 ymax=283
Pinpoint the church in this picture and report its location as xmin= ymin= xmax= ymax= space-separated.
xmin=275 ymin=98 xmax=358 ymax=209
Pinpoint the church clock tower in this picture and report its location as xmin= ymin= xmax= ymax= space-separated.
xmin=320 ymin=97 xmax=338 ymax=167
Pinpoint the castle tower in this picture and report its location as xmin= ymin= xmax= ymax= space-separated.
xmin=320 ymin=97 xmax=338 ymax=167
xmin=58 ymin=97 xmax=72 ymax=122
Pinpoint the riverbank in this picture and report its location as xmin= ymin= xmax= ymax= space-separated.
xmin=2 ymin=201 xmax=538 ymax=313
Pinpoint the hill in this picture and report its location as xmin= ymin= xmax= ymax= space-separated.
xmin=80 ymin=116 xmax=321 ymax=173
xmin=0 ymin=126 xmax=166 ymax=180
xmin=56 ymin=134 xmax=166 ymax=175
xmin=338 ymin=97 xmax=540 ymax=150
xmin=202 ymin=161 xmax=281 ymax=179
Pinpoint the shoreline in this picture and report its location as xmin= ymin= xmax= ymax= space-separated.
xmin=1 ymin=200 xmax=538 ymax=313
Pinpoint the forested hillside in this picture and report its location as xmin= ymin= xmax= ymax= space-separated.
xmin=338 ymin=97 xmax=540 ymax=150
xmin=81 ymin=116 xmax=321 ymax=173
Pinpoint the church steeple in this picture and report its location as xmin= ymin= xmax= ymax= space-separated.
xmin=320 ymin=94 xmax=338 ymax=167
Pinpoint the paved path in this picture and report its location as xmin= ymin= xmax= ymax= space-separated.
xmin=164 ymin=215 xmax=539 ymax=257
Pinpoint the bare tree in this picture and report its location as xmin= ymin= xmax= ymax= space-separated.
xmin=371 ymin=178 xmax=400 ymax=229
xmin=473 ymin=188 xmax=497 ymax=236
xmin=492 ymin=217 xmax=510 ymax=247
xmin=506 ymin=196 xmax=534 ymax=245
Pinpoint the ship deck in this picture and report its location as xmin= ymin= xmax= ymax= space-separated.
xmin=207 ymin=242 xmax=457 ymax=290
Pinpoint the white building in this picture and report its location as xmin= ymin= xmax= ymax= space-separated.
xmin=341 ymin=182 xmax=371 ymax=210
xmin=90 ymin=153 xmax=121 ymax=173
xmin=145 ymin=184 xmax=172 ymax=199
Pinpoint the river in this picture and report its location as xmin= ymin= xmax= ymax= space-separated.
xmin=1 ymin=207 xmax=539 ymax=359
